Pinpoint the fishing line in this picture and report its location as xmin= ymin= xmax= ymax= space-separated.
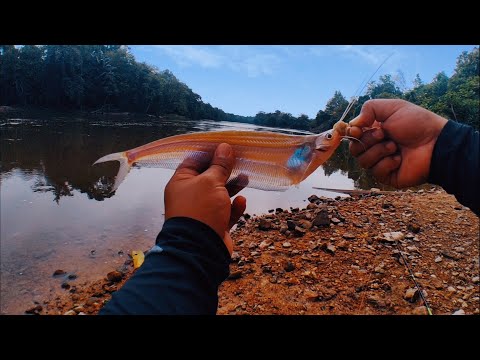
xmin=395 ymin=241 xmax=433 ymax=315
xmin=339 ymin=52 xmax=395 ymax=123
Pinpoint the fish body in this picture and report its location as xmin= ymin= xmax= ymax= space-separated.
xmin=94 ymin=120 xmax=348 ymax=192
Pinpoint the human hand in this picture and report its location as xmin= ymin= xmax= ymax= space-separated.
xmin=348 ymin=99 xmax=448 ymax=188
xmin=164 ymin=143 xmax=246 ymax=255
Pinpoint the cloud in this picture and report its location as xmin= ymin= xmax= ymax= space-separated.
xmin=152 ymin=45 xmax=281 ymax=77
xmin=309 ymin=45 xmax=401 ymax=66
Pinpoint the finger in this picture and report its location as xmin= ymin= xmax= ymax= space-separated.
xmin=357 ymin=141 xmax=397 ymax=169
xmin=203 ymin=143 xmax=235 ymax=184
xmin=349 ymin=99 xmax=403 ymax=128
xmin=350 ymin=127 xmax=385 ymax=157
xmin=223 ymin=231 xmax=233 ymax=256
xmin=371 ymin=155 xmax=402 ymax=187
xmin=174 ymin=152 xmax=212 ymax=177
xmin=226 ymin=173 xmax=249 ymax=197
xmin=346 ymin=126 xmax=363 ymax=139
xmin=228 ymin=195 xmax=247 ymax=230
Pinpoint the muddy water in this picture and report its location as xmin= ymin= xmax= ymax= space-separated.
xmin=0 ymin=115 xmax=380 ymax=314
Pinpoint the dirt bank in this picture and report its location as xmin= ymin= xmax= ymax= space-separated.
xmin=28 ymin=187 xmax=479 ymax=315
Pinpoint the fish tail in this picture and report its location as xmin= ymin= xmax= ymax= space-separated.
xmin=93 ymin=152 xmax=130 ymax=192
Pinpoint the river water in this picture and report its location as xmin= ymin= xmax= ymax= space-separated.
xmin=0 ymin=115 xmax=381 ymax=314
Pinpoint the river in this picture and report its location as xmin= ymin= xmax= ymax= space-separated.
xmin=0 ymin=114 xmax=382 ymax=314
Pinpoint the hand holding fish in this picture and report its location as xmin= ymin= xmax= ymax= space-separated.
xmin=164 ymin=143 xmax=246 ymax=255
xmin=348 ymin=99 xmax=448 ymax=188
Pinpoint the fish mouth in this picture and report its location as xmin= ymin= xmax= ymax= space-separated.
xmin=316 ymin=145 xmax=331 ymax=152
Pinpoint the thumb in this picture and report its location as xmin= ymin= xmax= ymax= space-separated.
xmin=203 ymin=143 xmax=235 ymax=184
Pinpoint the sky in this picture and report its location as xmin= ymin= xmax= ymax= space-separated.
xmin=129 ymin=45 xmax=477 ymax=119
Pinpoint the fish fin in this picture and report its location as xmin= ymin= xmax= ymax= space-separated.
xmin=93 ymin=152 xmax=130 ymax=192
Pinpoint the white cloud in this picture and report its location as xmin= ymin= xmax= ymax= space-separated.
xmin=152 ymin=45 xmax=282 ymax=77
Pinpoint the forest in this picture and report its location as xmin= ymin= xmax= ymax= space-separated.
xmin=1 ymin=45 xmax=478 ymax=131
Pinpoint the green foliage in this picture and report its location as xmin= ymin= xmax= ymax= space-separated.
xmin=1 ymin=46 xmax=478 ymax=131
xmin=0 ymin=45 xmax=253 ymax=123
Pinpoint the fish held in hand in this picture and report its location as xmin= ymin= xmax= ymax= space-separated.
xmin=93 ymin=120 xmax=349 ymax=193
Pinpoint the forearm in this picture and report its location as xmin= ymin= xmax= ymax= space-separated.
xmin=428 ymin=120 xmax=479 ymax=215
xmin=99 ymin=217 xmax=231 ymax=315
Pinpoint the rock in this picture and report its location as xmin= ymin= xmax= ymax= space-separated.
xmin=284 ymin=262 xmax=295 ymax=272
xmin=307 ymin=203 xmax=317 ymax=210
xmin=258 ymin=218 xmax=272 ymax=230
xmin=293 ymin=226 xmax=307 ymax=236
xmin=67 ymin=274 xmax=77 ymax=280
xmin=367 ymin=295 xmax=387 ymax=308
xmin=86 ymin=297 xmax=100 ymax=306
xmin=441 ymin=251 xmax=461 ymax=261
xmin=472 ymin=276 xmax=479 ymax=284
xmin=331 ymin=217 xmax=341 ymax=224
xmin=447 ymin=286 xmax=456 ymax=293
xmin=404 ymin=288 xmax=419 ymax=303
xmin=282 ymin=242 xmax=292 ymax=248
xmin=308 ymin=194 xmax=320 ymax=203
xmin=337 ymin=240 xmax=349 ymax=250
xmin=259 ymin=240 xmax=272 ymax=250
xmin=231 ymin=252 xmax=241 ymax=262
xmin=454 ymin=246 xmax=465 ymax=253
xmin=64 ymin=310 xmax=77 ymax=315
xmin=107 ymin=270 xmax=123 ymax=283
xmin=275 ymin=208 xmax=284 ymax=213
xmin=342 ymin=233 xmax=355 ymax=240
xmin=279 ymin=225 xmax=288 ymax=234
xmin=53 ymin=269 xmax=66 ymax=276
xmin=268 ymin=209 xmax=274 ymax=213
xmin=321 ymin=243 xmax=335 ymax=255
xmin=297 ymin=219 xmax=312 ymax=230
xmin=452 ymin=309 xmax=465 ymax=315
xmin=382 ymin=232 xmax=404 ymax=242
xmin=317 ymin=288 xmax=337 ymax=301
xmin=291 ymin=207 xmax=299 ymax=213
xmin=431 ymin=278 xmax=443 ymax=290
xmin=61 ymin=282 xmax=70 ymax=290
xmin=228 ymin=270 xmax=243 ymax=280
xmin=304 ymin=289 xmax=318 ymax=301
xmin=286 ymin=220 xmax=297 ymax=230
xmin=434 ymin=256 xmax=443 ymax=263
xmin=408 ymin=223 xmax=421 ymax=233
xmin=78 ymin=312 xmax=86 ymax=315
xmin=370 ymin=188 xmax=380 ymax=192
xmin=72 ymin=305 xmax=85 ymax=314
xmin=25 ymin=305 xmax=43 ymax=314
xmin=382 ymin=200 xmax=395 ymax=209
xmin=413 ymin=306 xmax=428 ymax=315
xmin=312 ymin=210 xmax=330 ymax=227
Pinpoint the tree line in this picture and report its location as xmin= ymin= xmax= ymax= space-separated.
xmin=1 ymin=45 xmax=478 ymax=130
xmin=0 ymin=45 xmax=253 ymax=123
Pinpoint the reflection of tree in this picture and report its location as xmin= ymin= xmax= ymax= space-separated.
xmin=322 ymin=141 xmax=386 ymax=190
xmin=0 ymin=116 xmax=200 ymax=202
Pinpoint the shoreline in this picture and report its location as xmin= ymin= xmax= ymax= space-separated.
xmin=25 ymin=187 xmax=479 ymax=315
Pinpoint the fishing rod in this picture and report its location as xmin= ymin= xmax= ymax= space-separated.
xmin=338 ymin=52 xmax=395 ymax=123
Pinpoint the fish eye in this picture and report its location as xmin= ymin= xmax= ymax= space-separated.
xmin=326 ymin=133 xmax=333 ymax=140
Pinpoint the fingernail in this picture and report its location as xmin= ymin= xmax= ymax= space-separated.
xmin=216 ymin=143 xmax=231 ymax=159
xmin=373 ymin=128 xmax=383 ymax=139
xmin=386 ymin=141 xmax=396 ymax=151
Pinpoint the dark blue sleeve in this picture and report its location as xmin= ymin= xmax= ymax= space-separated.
xmin=428 ymin=120 xmax=479 ymax=216
xmin=99 ymin=217 xmax=231 ymax=315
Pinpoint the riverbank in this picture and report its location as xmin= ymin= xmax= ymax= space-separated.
xmin=27 ymin=186 xmax=479 ymax=315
